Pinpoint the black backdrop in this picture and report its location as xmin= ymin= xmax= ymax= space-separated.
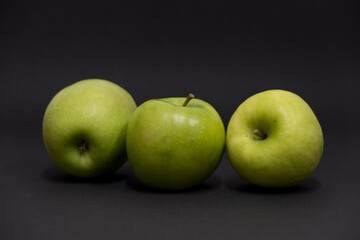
xmin=1 ymin=1 xmax=360 ymax=239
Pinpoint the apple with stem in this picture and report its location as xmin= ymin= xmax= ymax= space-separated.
xmin=126 ymin=94 xmax=226 ymax=190
xmin=43 ymin=79 xmax=136 ymax=178
xmin=226 ymin=90 xmax=324 ymax=188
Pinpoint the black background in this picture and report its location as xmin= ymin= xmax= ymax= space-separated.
xmin=1 ymin=1 xmax=360 ymax=239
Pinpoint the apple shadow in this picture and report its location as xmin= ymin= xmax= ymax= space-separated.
xmin=225 ymin=176 xmax=321 ymax=195
xmin=42 ymin=167 xmax=127 ymax=184
xmin=125 ymin=175 xmax=222 ymax=194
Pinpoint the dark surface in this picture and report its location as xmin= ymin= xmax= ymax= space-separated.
xmin=1 ymin=1 xmax=360 ymax=239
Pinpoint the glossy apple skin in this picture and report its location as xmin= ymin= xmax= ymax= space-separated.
xmin=126 ymin=97 xmax=225 ymax=190
xmin=226 ymin=90 xmax=324 ymax=188
xmin=43 ymin=79 xmax=136 ymax=178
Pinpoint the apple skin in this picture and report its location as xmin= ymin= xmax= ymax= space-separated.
xmin=226 ymin=90 xmax=324 ymax=188
xmin=43 ymin=79 xmax=136 ymax=178
xmin=126 ymin=96 xmax=226 ymax=190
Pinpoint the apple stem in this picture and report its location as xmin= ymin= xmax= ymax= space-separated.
xmin=253 ymin=129 xmax=267 ymax=139
xmin=182 ymin=93 xmax=195 ymax=107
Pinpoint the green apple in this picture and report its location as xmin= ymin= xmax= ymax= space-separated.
xmin=226 ymin=90 xmax=324 ymax=188
xmin=43 ymin=79 xmax=136 ymax=178
xmin=126 ymin=94 xmax=226 ymax=190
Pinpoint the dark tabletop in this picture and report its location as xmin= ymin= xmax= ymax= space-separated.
xmin=1 ymin=1 xmax=360 ymax=239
